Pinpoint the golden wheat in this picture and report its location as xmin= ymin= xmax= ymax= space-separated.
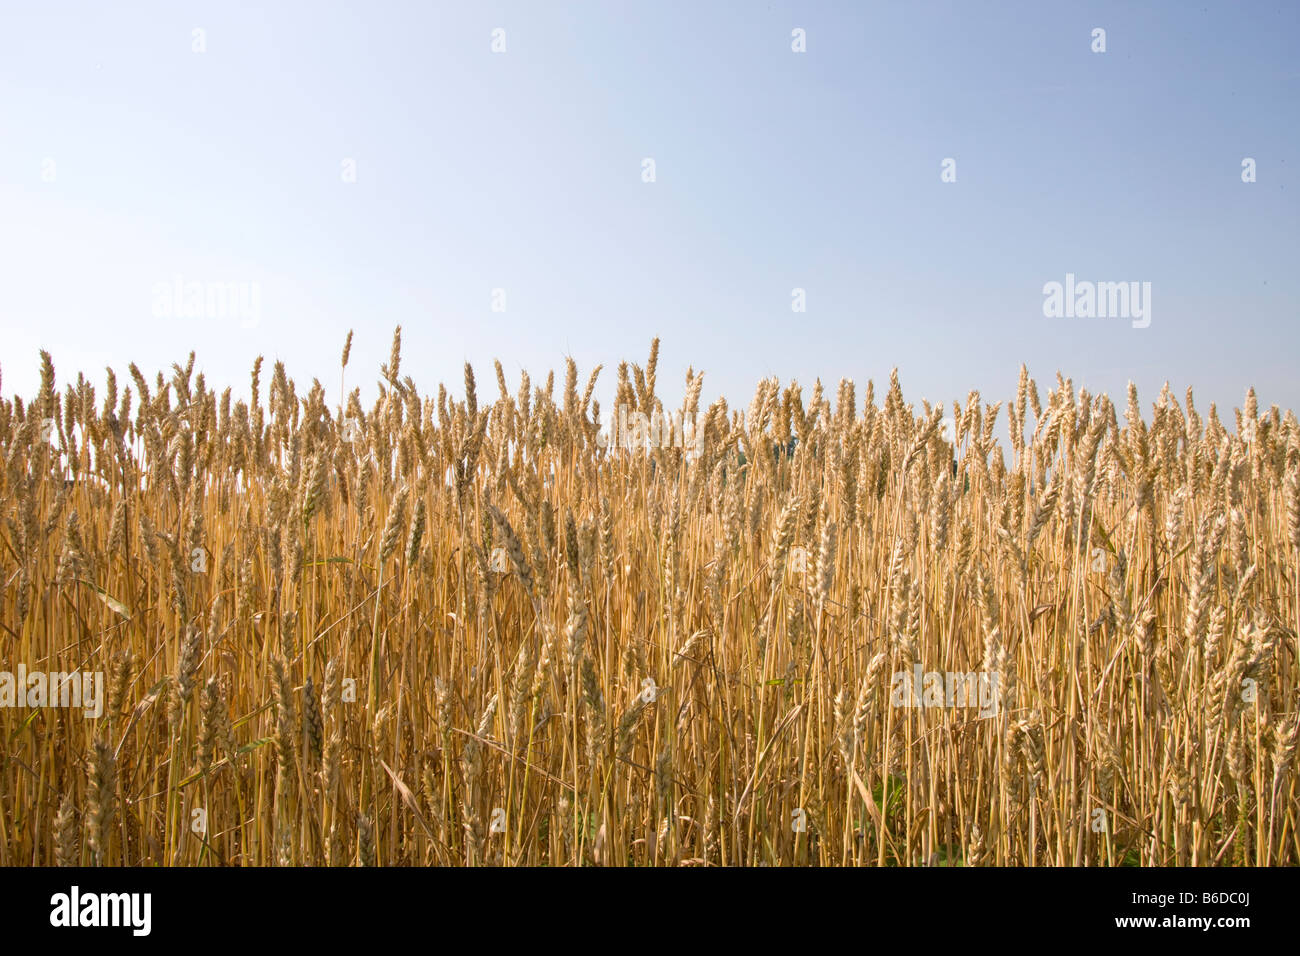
xmin=0 ymin=336 xmax=1297 ymax=866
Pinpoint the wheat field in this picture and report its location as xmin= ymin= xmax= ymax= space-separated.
xmin=1 ymin=329 xmax=1297 ymax=867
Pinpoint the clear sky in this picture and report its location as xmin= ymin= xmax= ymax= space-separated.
xmin=1 ymin=1 xmax=1296 ymax=426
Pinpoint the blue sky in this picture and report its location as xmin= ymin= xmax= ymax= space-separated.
xmin=1 ymin=0 xmax=1296 ymax=425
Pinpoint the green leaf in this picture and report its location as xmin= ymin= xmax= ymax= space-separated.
xmin=236 ymin=737 xmax=274 ymax=756
xmin=78 ymin=578 xmax=130 ymax=619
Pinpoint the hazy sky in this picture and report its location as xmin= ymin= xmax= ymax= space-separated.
xmin=1 ymin=1 xmax=1296 ymax=426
